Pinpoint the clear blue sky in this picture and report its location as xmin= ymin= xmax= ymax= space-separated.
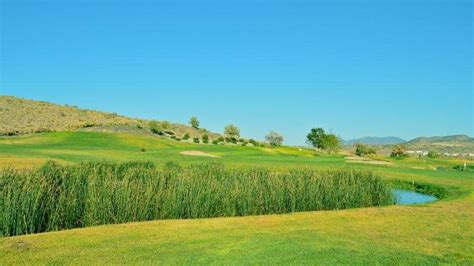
xmin=1 ymin=0 xmax=472 ymax=145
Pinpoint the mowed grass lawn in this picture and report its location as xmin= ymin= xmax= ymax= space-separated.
xmin=0 ymin=131 xmax=473 ymax=264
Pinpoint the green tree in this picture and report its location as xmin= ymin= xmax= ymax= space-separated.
xmin=306 ymin=128 xmax=326 ymax=149
xmin=306 ymin=128 xmax=341 ymax=152
xmin=265 ymin=131 xmax=284 ymax=146
xmin=323 ymin=134 xmax=341 ymax=153
xmin=224 ymin=124 xmax=240 ymax=140
xmin=189 ymin=116 xmax=199 ymax=129
xmin=427 ymin=151 xmax=439 ymax=159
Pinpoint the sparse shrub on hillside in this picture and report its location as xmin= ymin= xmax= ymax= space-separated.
xmin=225 ymin=137 xmax=237 ymax=144
xmin=183 ymin=133 xmax=190 ymax=140
xmin=82 ymin=123 xmax=96 ymax=128
xmin=193 ymin=137 xmax=200 ymax=143
xmin=217 ymin=136 xmax=224 ymax=142
xmin=212 ymin=140 xmax=219 ymax=145
xmin=427 ymin=151 xmax=439 ymax=159
xmin=202 ymin=134 xmax=209 ymax=143
xmin=0 ymin=161 xmax=394 ymax=236
xmin=249 ymin=139 xmax=257 ymax=146
xmin=149 ymin=121 xmax=164 ymax=135
xmin=161 ymin=121 xmax=172 ymax=130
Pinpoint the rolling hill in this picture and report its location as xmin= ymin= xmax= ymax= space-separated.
xmin=0 ymin=96 xmax=220 ymax=140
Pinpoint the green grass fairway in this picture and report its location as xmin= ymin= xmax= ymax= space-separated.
xmin=1 ymin=131 xmax=473 ymax=264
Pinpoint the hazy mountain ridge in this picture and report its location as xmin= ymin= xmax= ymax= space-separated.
xmin=404 ymin=135 xmax=474 ymax=154
xmin=343 ymin=136 xmax=406 ymax=146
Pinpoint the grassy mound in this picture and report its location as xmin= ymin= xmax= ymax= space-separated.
xmin=0 ymin=161 xmax=393 ymax=236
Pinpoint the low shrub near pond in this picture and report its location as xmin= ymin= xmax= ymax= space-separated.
xmin=0 ymin=161 xmax=394 ymax=236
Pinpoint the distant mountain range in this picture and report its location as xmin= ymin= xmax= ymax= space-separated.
xmin=344 ymin=135 xmax=474 ymax=154
xmin=404 ymin=135 xmax=474 ymax=154
xmin=406 ymin=135 xmax=473 ymax=145
xmin=343 ymin=136 xmax=406 ymax=146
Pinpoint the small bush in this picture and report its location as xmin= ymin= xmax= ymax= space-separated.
xmin=202 ymin=134 xmax=209 ymax=143
xmin=183 ymin=133 xmax=190 ymax=140
xmin=355 ymin=144 xmax=376 ymax=157
xmin=225 ymin=137 xmax=237 ymax=144
xmin=140 ymin=148 xmax=146 ymax=152
xmin=217 ymin=136 xmax=224 ymax=142
xmin=212 ymin=140 xmax=219 ymax=145
xmin=427 ymin=151 xmax=439 ymax=159
xmin=193 ymin=137 xmax=200 ymax=143
xmin=161 ymin=121 xmax=172 ymax=130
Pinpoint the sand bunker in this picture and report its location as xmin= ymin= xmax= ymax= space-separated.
xmin=345 ymin=156 xmax=393 ymax=165
xmin=180 ymin=151 xmax=221 ymax=158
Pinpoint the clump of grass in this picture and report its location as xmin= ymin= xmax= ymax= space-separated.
xmin=0 ymin=161 xmax=394 ymax=236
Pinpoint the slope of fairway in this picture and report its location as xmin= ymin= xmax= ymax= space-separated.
xmin=0 ymin=131 xmax=473 ymax=264
xmin=0 ymin=131 xmax=330 ymax=169
xmin=0 ymin=131 xmax=467 ymax=170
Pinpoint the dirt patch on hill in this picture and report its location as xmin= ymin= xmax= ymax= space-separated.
xmin=180 ymin=151 xmax=221 ymax=158
xmin=346 ymin=156 xmax=393 ymax=165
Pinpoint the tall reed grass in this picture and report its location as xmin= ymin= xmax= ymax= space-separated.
xmin=0 ymin=161 xmax=394 ymax=236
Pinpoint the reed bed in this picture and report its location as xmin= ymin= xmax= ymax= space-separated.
xmin=0 ymin=161 xmax=394 ymax=236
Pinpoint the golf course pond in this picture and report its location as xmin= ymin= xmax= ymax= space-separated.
xmin=392 ymin=189 xmax=438 ymax=204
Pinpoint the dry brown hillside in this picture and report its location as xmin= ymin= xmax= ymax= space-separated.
xmin=0 ymin=96 xmax=220 ymax=140
xmin=0 ymin=96 xmax=139 ymax=135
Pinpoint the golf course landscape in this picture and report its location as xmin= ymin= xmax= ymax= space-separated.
xmin=2 ymin=0 xmax=472 ymax=264
xmin=0 ymin=98 xmax=473 ymax=264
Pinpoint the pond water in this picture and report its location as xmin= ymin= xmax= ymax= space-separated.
xmin=392 ymin=189 xmax=438 ymax=205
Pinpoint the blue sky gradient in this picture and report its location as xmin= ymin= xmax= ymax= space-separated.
xmin=1 ymin=0 xmax=472 ymax=144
